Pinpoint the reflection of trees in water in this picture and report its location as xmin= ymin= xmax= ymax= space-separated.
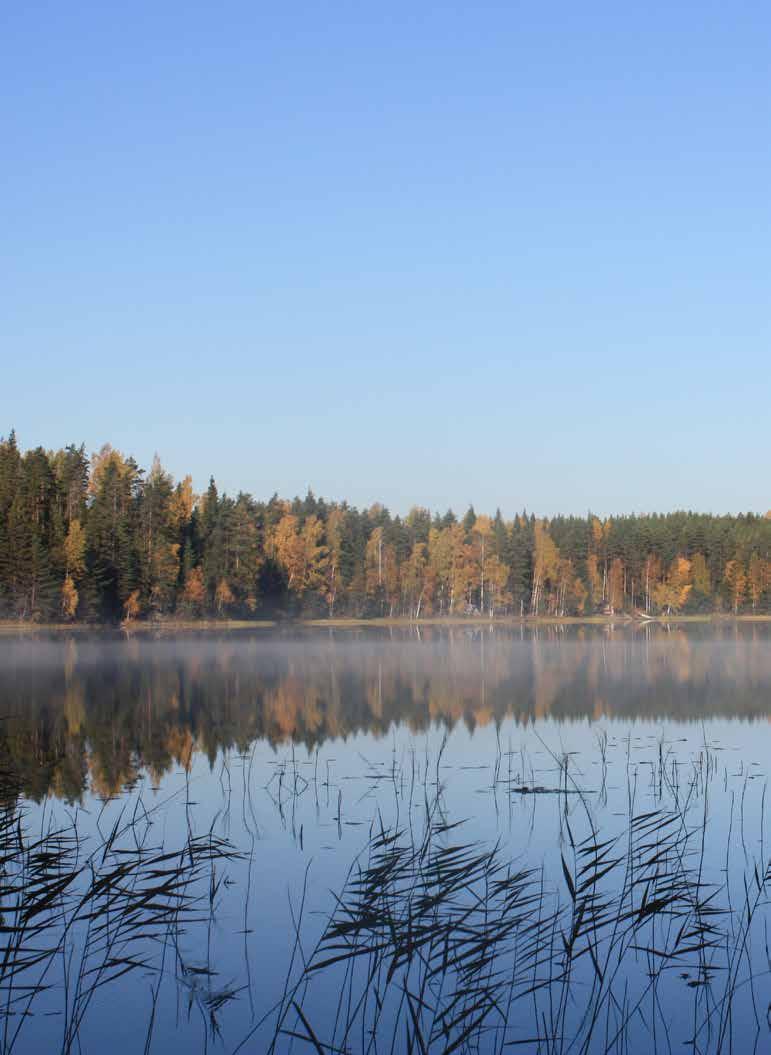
xmin=0 ymin=625 xmax=769 ymax=802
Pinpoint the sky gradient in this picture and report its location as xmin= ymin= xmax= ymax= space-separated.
xmin=3 ymin=2 xmax=769 ymax=517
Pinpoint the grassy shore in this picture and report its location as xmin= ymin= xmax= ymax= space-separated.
xmin=1 ymin=613 xmax=770 ymax=633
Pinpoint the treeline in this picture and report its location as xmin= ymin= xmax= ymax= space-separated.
xmin=0 ymin=431 xmax=769 ymax=622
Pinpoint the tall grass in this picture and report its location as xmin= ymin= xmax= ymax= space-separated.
xmin=0 ymin=791 xmax=240 ymax=1054
xmin=269 ymin=749 xmax=769 ymax=1054
xmin=0 ymin=736 xmax=768 ymax=1054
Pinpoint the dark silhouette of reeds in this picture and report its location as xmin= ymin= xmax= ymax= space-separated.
xmin=0 ymin=732 xmax=768 ymax=1054
xmin=268 ymin=749 xmax=769 ymax=1054
xmin=0 ymin=791 xmax=240 ymax=1054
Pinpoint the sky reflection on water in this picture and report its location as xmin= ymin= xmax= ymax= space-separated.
xmin=0 ymin=625 xmax=768 ymax=1054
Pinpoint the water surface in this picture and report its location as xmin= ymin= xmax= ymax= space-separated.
xmin=0 ymin=624 xmax=768 ymax=1053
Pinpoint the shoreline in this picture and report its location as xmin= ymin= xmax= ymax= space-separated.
xmin=1 ymin=613 xmax=770 ymax=633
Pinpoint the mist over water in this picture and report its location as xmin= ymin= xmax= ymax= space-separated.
xmin=0 ymin=625 xmax=768 ymax=1053
xmin=1 ymin=624 xmax=769 ymax=802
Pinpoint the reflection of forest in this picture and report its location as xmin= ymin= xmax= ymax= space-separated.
xmin=1 ymin=626 xmax=769 ymax=802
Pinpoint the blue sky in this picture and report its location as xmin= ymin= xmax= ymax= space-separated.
xmin=2 ymin=2 xmax=769 ymax=517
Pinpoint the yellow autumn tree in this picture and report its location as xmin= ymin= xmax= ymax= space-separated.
xmin=63 ymin=519 xmax=86 ymax=579
xmin=448 ymin=524 xmax=474 ymax=614
xmin=299 ymin=515 xmax=328 ymax=593
xmin=591 ymin=516 xmax=605 ymax=552
xmin=471 ymin=515 xmax=494 ymax=613
xmin=555 ymin=557 xmax=586 ymax=616
xmin=123 ymin=590 xmax=141 ymax=622
xmin=61 ymin=575 xmax=79 ymax=619
xmin=672 ymin=556 xmax=693 ymax=609
xmin=182 ymin=566 xmax=206 ymax=612
xmin=585 ymin=517 xmax=606 ymax=609
xmin=169 ymin=474 xmax=195 ymax=530
xmin=531 ymin=521 xmax=560 ymax=615
xmin=89 ymin=444 xmax=129 ymax=496
xmin=365 ymin=527 xmax=385 ymax=599
xmin=272 ymin=515 xmax=304 ymax=589
xmin=215 ymin=578 xmax=234 ymax=614
xmin=402 ymin=543 xmax=428 ymax=618
xmin=272 ymin=514 xmax=327 ymax=598
xmin=325 ymin=507 xmax=345 ymax=616
xmin=428 ymin=524 xmax=477 ymax=615
xmin=484 ymin=554 xmax=511 ymax=616
xmin=652 ymin=557 xmax=692 ymax=615
xmin=382 ymin=543 xmax=400 ymax=616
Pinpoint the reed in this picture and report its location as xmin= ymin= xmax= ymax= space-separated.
xmin=1 ymin=732 xmax=768 ymax=1054
xmin=269 ymin=748 xmax=769 ymax=1054
xmin=0 ymin=789 xmax=241 ymax=1054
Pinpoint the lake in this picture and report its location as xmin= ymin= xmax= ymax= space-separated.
xmin=0 ymin=624 xmax=768 ymax=1054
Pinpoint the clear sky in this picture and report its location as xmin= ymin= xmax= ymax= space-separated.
xmin=3 ymin=2 xmax=769 ymax=518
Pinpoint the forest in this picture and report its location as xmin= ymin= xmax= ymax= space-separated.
xmin=0 ymin=431 xmax=769 ymax=622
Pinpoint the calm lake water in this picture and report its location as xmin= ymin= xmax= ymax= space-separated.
xmin=0 ymin=624 xmax=769 ymax=1054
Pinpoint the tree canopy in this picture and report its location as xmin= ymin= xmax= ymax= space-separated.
xmin=1 ymin=432 xmax=769 ymax=621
